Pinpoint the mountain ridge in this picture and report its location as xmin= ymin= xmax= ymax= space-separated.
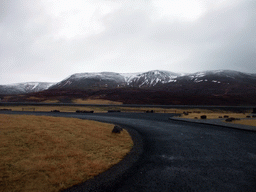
xmin=49 ymin=69 xmax=256 ymax=91
xmin=0 ymin=82 xmax=55 ymax=95
xmin=1 ymin=69 xmax=256 ymax=106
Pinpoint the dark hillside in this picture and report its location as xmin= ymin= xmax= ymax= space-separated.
xmin=3 ymin=88 xmax=256 ymax=106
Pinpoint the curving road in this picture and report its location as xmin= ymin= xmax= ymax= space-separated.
xmin=1 ymin=111 xmax=256 ymax=191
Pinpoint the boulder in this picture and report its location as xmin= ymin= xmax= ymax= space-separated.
xmin=225 ymin=118 xmax=233 ymax=122
xmin=200 ymin=115 xmax=207 ymax=119
xmin=112 ymin=125 xmax=123 ymax=134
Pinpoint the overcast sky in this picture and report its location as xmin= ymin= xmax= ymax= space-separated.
xmin=1 ymin=0 xmax=255 ymax=84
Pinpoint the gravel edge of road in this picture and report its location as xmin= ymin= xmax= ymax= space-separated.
xmin=62 ymin=126 xmax=144 ymax=192
xmin=169 ymin=117 xmax=256 ymax=132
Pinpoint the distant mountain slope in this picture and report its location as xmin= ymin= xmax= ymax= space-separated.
xmin=0 ymin=82 xmax=55 ymax=95
xmin=50 ymin=72 xmax=126 ymax=90
xmin=48 ymin=70 xmax=256 ymax=95
xmin=175 ymin=70 xmax=256 ymax=84
xmin=1 ymin=70 xmax=256 ymax=106
xmin=158 ymin=70 xmax=256 ymax=96
xmin=124 ymin=70 xmax=180 ymax=87
xmin=49 ymin=70 xmax=181 ymax=90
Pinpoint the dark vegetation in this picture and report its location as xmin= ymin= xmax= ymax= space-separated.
xmin=3 ymin=87 xmax=256 ymax=106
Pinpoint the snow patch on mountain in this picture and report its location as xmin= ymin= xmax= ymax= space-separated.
xmin=0 ymin=82 xmax=55 ymax=95
xmin=124 ymin=70 xmax=180 ymax=87
xmin=2 ymin=69 xmax=256 ymax=95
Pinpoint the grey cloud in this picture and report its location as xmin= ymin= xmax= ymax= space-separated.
xmin=176 ymin=0 xmax=256 ymax=72
xmin=0 ymin=0 xmax=256 ymax=84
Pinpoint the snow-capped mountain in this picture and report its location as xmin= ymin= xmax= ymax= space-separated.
xmin=123 ymin=70 xmax=180 ymax=87
xmin=50 ymin=72 xmax=126 ymax=90
xmin=171 ymin=70 xmax=256 ymax=85
xmin=1 ymin=70 xmax=256 ymax=96
xmin=155 ymin=70 xmax=256 ymax=96
xmin=49 ymin=69 xmax=256 ymax=91
xmin=50 ymin=70 xmax=181 ymax=90
xmin=0 ymin=82 xmax=55 ymax=95
xmin=2 ymin=70 xmax=256 ymax=105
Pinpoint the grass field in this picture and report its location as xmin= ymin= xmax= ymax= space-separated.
xmin=0 ymin=114 xmax=133 ymax=192
xmin=229 ymin=119 xmax=256 ymax=127
xmin=0 ymin=105 xmax=216 ymax=113
xmin=179 ymin=111 xmax=256 ymax=126
xmin=0 ymin=105 xmax=188 ymax=113
xmin=180 ymin=112 xmax=250 ymax=119
xmin=72 ymin=98 xmax=123 ymax=105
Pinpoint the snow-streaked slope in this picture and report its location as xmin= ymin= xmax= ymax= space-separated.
xmin=175 ymin=70 xmax=256 ymax=84
xmin=50 ymin=69 xmax=256 ymax=90
xmin=123 ymin=70 xmax=180 ymax=87
xmin=51 ymin=72 xmax=126 ymax=89
xmin=51 ymin=70 xmax=181 ymax=89
xmin=2 ymin=70 xmax=256 ymax=95
xmin=0 ymin=82 xmax=55 ymax=95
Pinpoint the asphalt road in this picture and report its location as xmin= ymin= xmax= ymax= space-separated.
xmin=1 ymin=111 xmax=256 ymax=191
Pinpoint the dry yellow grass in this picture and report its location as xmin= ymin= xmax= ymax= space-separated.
xmin=1 ymin=105 xmax=103 ymax=113
xmin=42 ymin=100 xmax=60 ymax=103
xmin=180 ymin=112 xmax=250 ymax=119
xmin=72 ymin=99 xmax=123 ymax=105
xmin=26 ymin=96 xmax=43 ymax=101
xmin=178 ymin=111 xmax=256 ymax=127
xmin=1 ymin=106 xmax=185 ymax=113
xmin=0 ymin=114 xmax=133 ymax=192
xmin=229 ymin=119 xmax=256 ymax=127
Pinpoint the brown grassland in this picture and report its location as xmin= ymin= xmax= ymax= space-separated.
xmin=0 ymin=114 xmax=133 ymax=192
xmin=0 ymin=105 xmax=189 ymax=113
xmin=179 ymin=111 xmax=256 ymax=127
xmin=72 ymin=98 xmax=123 ymax=105
xmin=1 ymin=103 xmax=255 ymax=127
xmin=229 ymin=119 xmax=256 ymax=127
xmin=180 ymin=112 xmax=251 ymax=119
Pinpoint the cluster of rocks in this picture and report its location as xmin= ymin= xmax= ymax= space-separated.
xmin=183 ymin=111 xmax=192 ymax=115
xmin=51 ymin=110 xmax=60 ymax=112
xmin=218 ymin=115 xmax=230 ymax=118
xmin=225 ymin=117 xmax=241 ymax=122
xmin=108 ymin=110 xmax=121 ymax=113
xmin=246 ymin=115 xmax=256 ymax=118
xmin=0 ymin=108 xmax=12 ymax=111
xmin=76 ymin=110 xmax=94 ymax=113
